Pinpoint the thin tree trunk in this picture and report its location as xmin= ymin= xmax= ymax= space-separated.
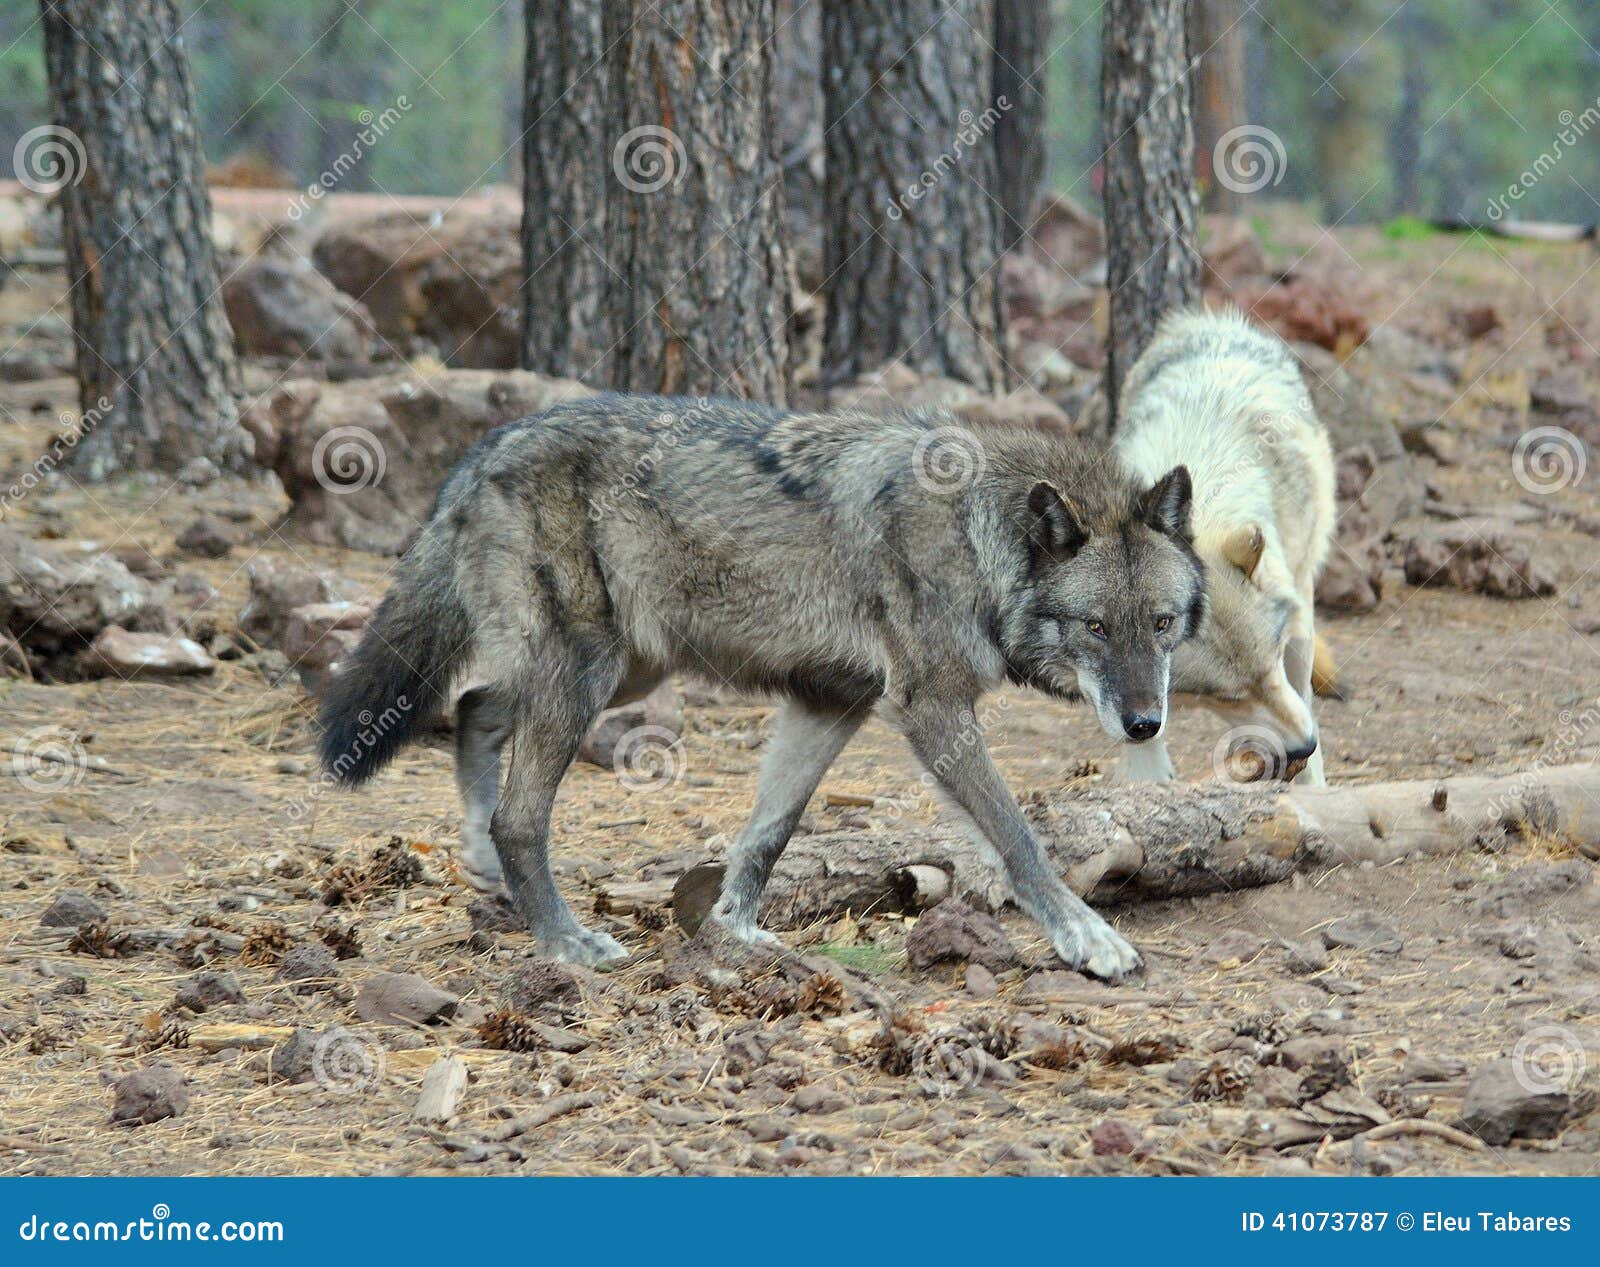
xmin=992 ymin=0 xmax=1050 ymax=251
xmin=601 ymin=0 xmax=790 ymax=403
xmin=820 ymin=0 xmax=1006 ymax=392
xmin=1190 ymin=0 xmax=1245 ymax=214
xmin=1387 ymin=7 xmax=1425 ymax=217
xmin=1100 ymin=0 xmax=1203 ymax=426
xmin=39 ymin=0 xmax=251 ymax=478
xmin=520 ymin=0 xmax=610 ymax=379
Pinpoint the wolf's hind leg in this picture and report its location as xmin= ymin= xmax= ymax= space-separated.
xmin=492 ymin=655 xmax=628 ymax=967
xmin=712 ymin=697 xmax=871 ymax=944
xmin=455 ymin=687 xmax=510 ymax=892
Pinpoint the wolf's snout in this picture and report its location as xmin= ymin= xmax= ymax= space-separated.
xmin=1285 ymin=736 xmax=1318 ymax=763
xmin=1122 ymin=712 xmax=1162 ymax=742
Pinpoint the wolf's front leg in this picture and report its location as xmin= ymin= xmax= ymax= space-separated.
xmin=711 ymin=697 xmax=870 ymax=944
xmin=898 ymin=699 xmax=1142 ymax=981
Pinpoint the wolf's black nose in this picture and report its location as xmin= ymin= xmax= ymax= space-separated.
xmin=1286 ymin=737 xmax=1318 ymax=763
xmin=1122 ymin=713 xmax=1161 ymax=742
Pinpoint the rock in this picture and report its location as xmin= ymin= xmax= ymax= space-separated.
xmin=355 ymin=971 xmax=459 ymax=1025
xmin=1280 ymin=937 xmax=1330 ymax=974
xmin=237 ymin=559 xmax=338 ymax=649
xmin=825 ymin=360 xmax=1074 ymax=435
xmin=174 ymin=970 xmax=246 ymax=1013
xmin=1202 ymin=215 xmax=1268 ymax=290
xmin=1323 ymin=912 xmax=1405 ymax=954
xmin=1315 ymin=546 xmax=1382 ymax=614
xmin=276 ymin=942 xmax=341 ymax=994
xmin=964 ymin=962 xmax=998 ymax=999
xmin=39 ymin=888 xmax=107 ymax=928
xmin=1275 ymin=1036 xmax=1349 ymax=1072
xmin=109 ymin=542 xmax=167 ymax=579
xmin=1199 ymin=929 xmax=1267 ymax=964
xmin=176 ymin=455 xmax=221 ymax=487
xmin=1400 ymin=423 xmax=1460 ymax=466
xmin=905 ymin=900 xmax=1022 ymax=974
xmin=283 ymin=600 xmax=371 ymax=674
xmin=223 ymin=256 xmax=378 ymax=363
xmin=502 ymin=959 xmax=583 ymax=1017
xmin=1402 ymin=520 xmax=1556 ymax=600
xmin=241 ymin=368 xmax=592 ymax=555
xmin=110 ymin=1065 xmax=189 ymax=1126
xmin=1294 ymin=346 xmax=1421 ymax=526
xmin=267 ymin=1027 xmax=321 ymax=1084
xmin=1026 ymin=194 xmax=1105 ymax=279
xmin=81 ymin=626 xmax=215 ymax=679
xmin=1455 ymin=303 xmax=1501 ymax=341
xmin=1469 ymin=862 xmax=1592 ymax=920
xmin=175 ymin=514 xmax=235 ymax=558
xmin=791 ymin=1085 xmax=850 ymax=1114
xmin=1459 ymin=1058 xmax=1571 ymax=1146
xmin=578 ymin=683 xmax=686 ymax=771
xmin=0 ymin=526 xmax=165 ymax=655
xmin=1255 ymin=1064 xmax=1306 ymax=1108
xmin=1089 ymin=1118 xmax=1145 ymax=1157
xmin=1242 ymin=277 xmax=1370 ymax=352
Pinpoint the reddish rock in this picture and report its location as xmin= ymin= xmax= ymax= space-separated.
xmin=237 ymin=560 xmax=339 ymax=649
xmin=283 ymin=600 xmax=372 ymax=673
xmin=1402 ymin=520 xmax=1556 ymax=600
xmin=1 ymin=527 xmax=165 ymax=655
xmin=1090 ymin=1118 xmax=1146 ymax=1156
xmin=223 ymin=256 xmax=378 ymax=364
xmin=906 ymin=899 xmax=1022 ymax=974
xmin=1026 ymin=194 xmax=1105 ymax=279
xmin=111 ymin=1065 xmax=189 ymax=1126
xmin=82 ymin=626 xmax=215 ymax=679
xmin=1241 ymin=277 xmax=1369 ymax=353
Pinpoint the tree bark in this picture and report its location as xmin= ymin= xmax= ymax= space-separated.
xmin=1099 ymin=0 xmax=1202 ymax=426
xmin=1387 ymin=6 xmax=1425 ymax=217
xmin=665 ymin=765 xmax=1600 ymax=930
xmin=820 ymin=0 xmax=1006 ymax=391
xmin=601 ymin=0 xmax=790 ymax=403
xmin=992 ymin=0 xmax=1050 ymax=250
xmin=1190 ymin=0 xmax=1246 ymax=214
xmin=39 ymin=0 xmax=251 ymax=478
xmin=520 ymin=0 xmax=611 ymax=380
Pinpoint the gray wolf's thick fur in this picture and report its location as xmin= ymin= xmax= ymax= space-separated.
xmin=1114 ymin=308 xmax=1336 ymax=784
xmin=320 ymin=394 xmax=1204 ymax=979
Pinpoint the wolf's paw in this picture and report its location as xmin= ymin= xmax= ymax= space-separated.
xmin=458 ymin=833 xmax=504 ymax=893
xmin=708 ymin=904 xmax=784 ymax=949
xmin=1052 ymin=916 xmax=1143 ymax=983
xmin=542 ymin=927 xmax=629 ymax=970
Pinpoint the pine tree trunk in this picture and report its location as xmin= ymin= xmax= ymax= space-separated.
xmin=601 ymin=0 xmax=790 ymax=403
xmin=520 ymin=0 xmax=610 ymax=379
xmin=992 ymin=0 xmax=1050 ymax=250
xmin=1100 ymin=0 xmax=1202 ymax=426
xmin=820 ymin=0 xmax=1005 ymax=392
xmin=39 ymin=0 xmax=251 ymax=478
xmin=1190 ymin=0 xmax=1245 ymax=215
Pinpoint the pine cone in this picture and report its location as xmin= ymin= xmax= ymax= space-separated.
xmin=478 ymin=1008 xmax=545 ymax=1053
xmin=239 ymin=921 xmax=293 ymax=967
xmin=795 ymin=972 xmax=846 ymax=1018
xmin=1190 ymin=1057 xmax=1254 ymax=1102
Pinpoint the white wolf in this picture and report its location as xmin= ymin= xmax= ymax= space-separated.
xmin=1112 ymin=307 xmax=1337 ymax=785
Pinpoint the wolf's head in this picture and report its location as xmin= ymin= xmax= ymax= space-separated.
xmin=1170 ymin=522 xmax=1318 ymax=768
xmin=1001 ymin=466 xmax=1205 ymax=745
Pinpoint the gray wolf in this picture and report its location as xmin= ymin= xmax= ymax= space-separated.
xmin=319 ymin=394 xmax=1204 ymax=980
xmin=1112 ymin=307 xmax=1336 ymax=785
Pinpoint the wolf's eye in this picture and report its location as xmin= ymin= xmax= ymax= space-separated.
xmin=1154 ymin=615 xmax=1173 ymax=634
xmin=1085 ymin=619 xmax=1107 ymax=640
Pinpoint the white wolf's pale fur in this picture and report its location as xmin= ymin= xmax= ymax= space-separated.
xmin=1112 ymin=307 xmax=1336 ymax=784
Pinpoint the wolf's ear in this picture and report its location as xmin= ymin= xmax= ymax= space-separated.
xmin=1026 ymin=481 xmax=1088 ymax=560
xmin=1140 ymin=465 xmax=1193 ymax=539
xmin=1222 ymin=523 xmax=1266 ymax=579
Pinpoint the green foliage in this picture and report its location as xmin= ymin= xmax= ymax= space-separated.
xmin=1382 ymin=216 xmax=1438 ymax=241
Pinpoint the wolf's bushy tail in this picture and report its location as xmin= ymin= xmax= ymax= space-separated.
xmin=318 ymin=549 xmax=472 ymax=786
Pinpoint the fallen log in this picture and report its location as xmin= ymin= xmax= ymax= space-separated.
xmin=675 ymin=764 xmax=1600 ymax=930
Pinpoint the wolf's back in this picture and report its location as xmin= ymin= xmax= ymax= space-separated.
xmin=318 ymin=538 xmax=472 ymax=785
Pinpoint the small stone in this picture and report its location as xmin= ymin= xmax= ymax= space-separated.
xmin=1281 ymin=937 xmax=1330 ymax=974
xmin=175 ymin=514 xmax=234 ymax=558
xmin=354 ymin=971 xmax=459 ymax=1025
xmin=111 ymin=1065 xmax=190 ymax=1125
xmin=82 ymin=626 xmax=215 ymax=679
xmin=39 ymin=888 xmax=107 ymax=928
xmin=1323 ymin=911 xmax=1404 ymax=954
xmin=502 ymin=959 xmax=582 ymax=1016
xmin=174 ymin=970 xmax=246 ymax=1013
xmin=1200 ymin=929 xmax=1267 ymax=964
xmin=1458 ymin=1058 xmax=1572 ymax=1146
xmin=267 ymin=1027 xmax=321 ymax=1084
xmin=791 ymin=1085 xmax=850 ymax=1114
xmin=906 ymin=900 xmax=1022 ymax=974
xmin=964 ymin=962 xmax=998 ymax=999
xmin=276 ymin=942 xmax=341 ymax=994
xmin=176 ymin=456 xmax=221 ymax=487
xmin=1089 ymin=1118 xmax=1144 ymax=1156
xmin=275 ymin=757 xmax=309 ymax=775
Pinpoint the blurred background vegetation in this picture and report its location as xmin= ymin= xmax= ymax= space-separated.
xmin=2 ymin=0 xmax=1598 ymax=224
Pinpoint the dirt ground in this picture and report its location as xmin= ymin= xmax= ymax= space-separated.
xmin=2 ymin=223 xmax=1599 ymax=1177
